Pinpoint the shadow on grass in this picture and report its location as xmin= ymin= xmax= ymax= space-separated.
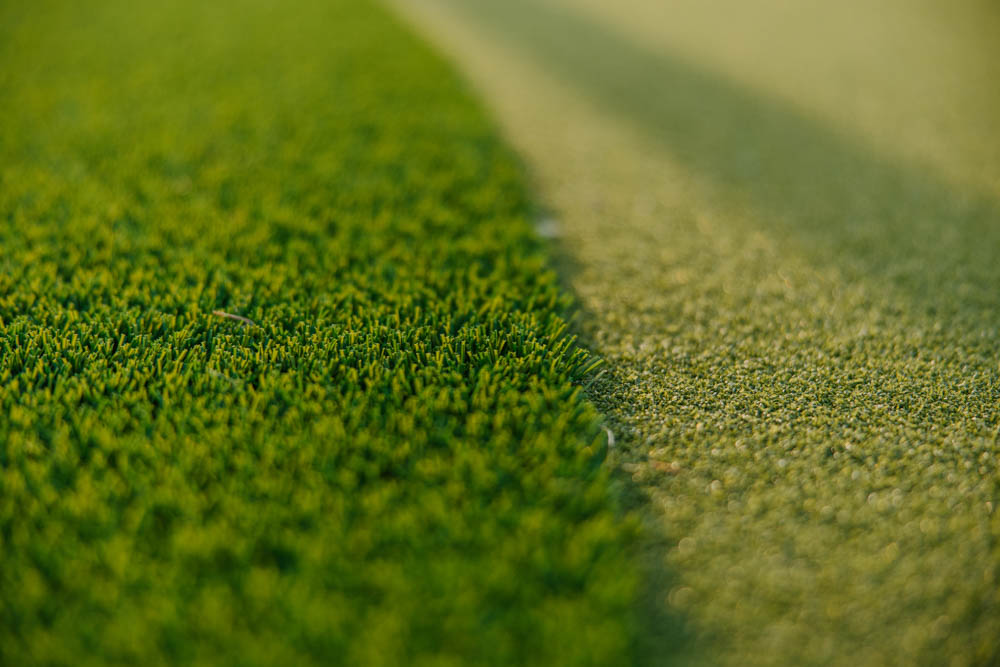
xmin=445 ymin=0 xmax=1000 ymax=330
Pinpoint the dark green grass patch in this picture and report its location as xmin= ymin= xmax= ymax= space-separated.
xmin=0 ymin=1 xmax=636 ymax=664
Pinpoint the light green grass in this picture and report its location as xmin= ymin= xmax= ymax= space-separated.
xmin=0 ymin=1 xmax=639 ymax=664
xmin=394 ymin=1 xmax=1000 ymax=664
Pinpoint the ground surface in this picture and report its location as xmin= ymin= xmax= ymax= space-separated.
xmin=0 ymin=1 xmax=640 ymax=664
xmin=391 ymin=1 xmax=1000 ymax=664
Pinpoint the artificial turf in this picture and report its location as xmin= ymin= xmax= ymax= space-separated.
xmin=0 ymin=1 xmax=638 ymax=664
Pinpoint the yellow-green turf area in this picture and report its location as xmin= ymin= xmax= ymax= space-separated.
xmin=392 ymin=1 xmax=1000 ymax=665
xmin=0 ymin=1 xmax=638 ymax=664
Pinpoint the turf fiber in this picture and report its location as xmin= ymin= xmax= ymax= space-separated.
xmin=0 ymin=1 xmax=637 ymax=664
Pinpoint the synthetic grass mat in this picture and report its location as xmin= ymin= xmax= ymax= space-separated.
xmin=0 ymin=1 xmax=637 ymax=664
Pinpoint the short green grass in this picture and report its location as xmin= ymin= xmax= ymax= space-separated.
xmin=0 ymin=1 xmax=638 ymax=664
xmin=396 ymin=1 xmax=1000 ymax=664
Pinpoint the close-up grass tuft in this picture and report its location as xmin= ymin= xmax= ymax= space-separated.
xmin=0 ymin=1 xmax=637 ymax=664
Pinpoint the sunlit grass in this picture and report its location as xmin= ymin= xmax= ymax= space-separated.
xmin=397 ymin=1 xmax=1000 ymax=664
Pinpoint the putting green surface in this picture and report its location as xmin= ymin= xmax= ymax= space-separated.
xmin=0 ymin=1 xmax=638 ymax=664
xmin=392 ymin=1 xmax=1000 ymax=665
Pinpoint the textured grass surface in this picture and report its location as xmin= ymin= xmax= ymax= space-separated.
xmin=392 ymin=1 xmax=1000 ymax=664
xmin=0 ymin=1 xmax=638 ymax=664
